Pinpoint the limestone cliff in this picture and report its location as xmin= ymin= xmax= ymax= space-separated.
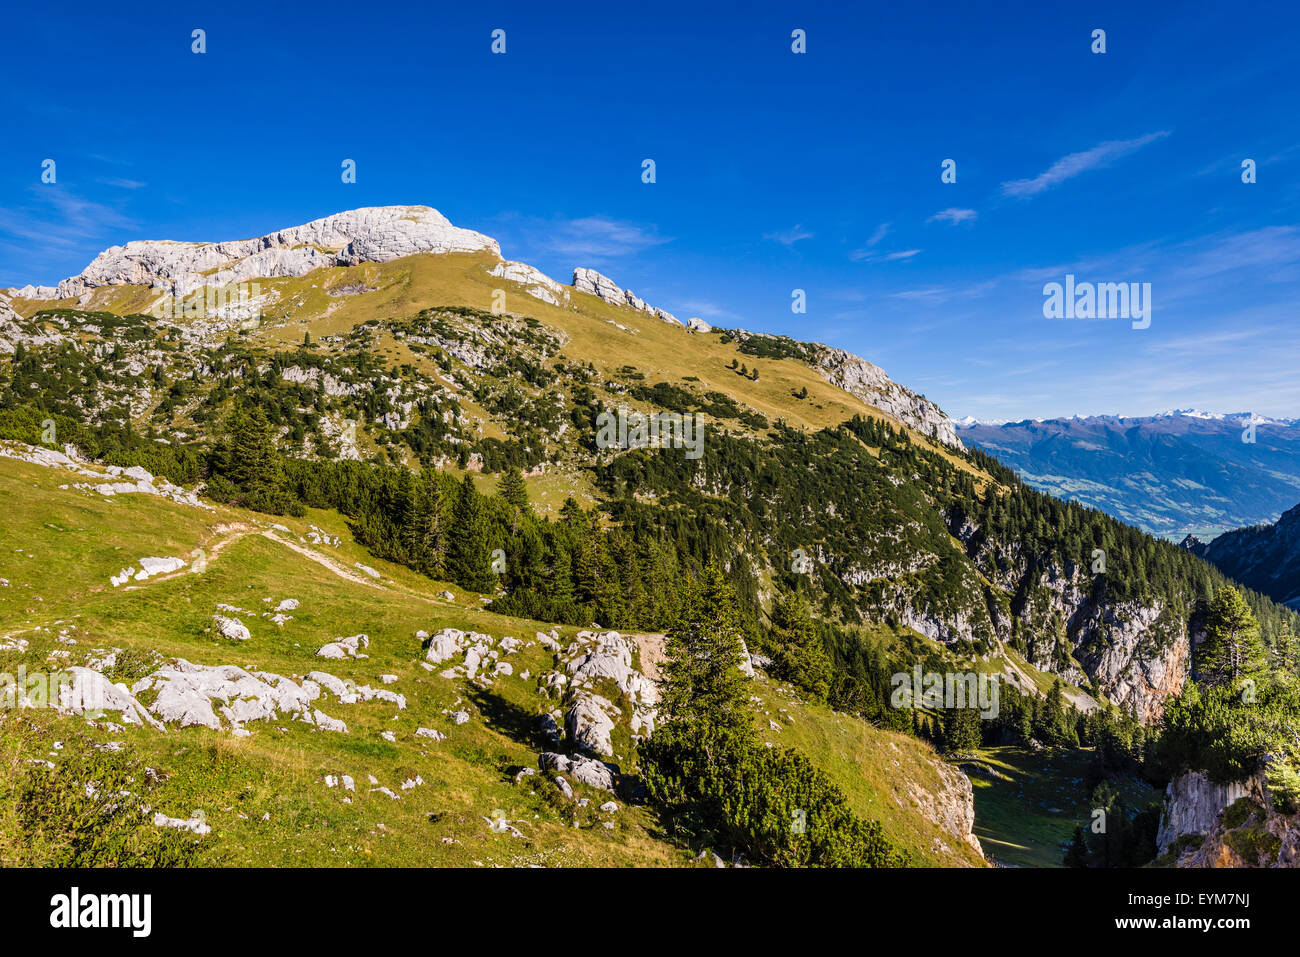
xmin=571 ymin=267 xmax=681 ymax=326
xmin=1158 ymin=768 xmax=1300 ymax=867
xmin=951 ymin=523 xmax=1197 ymax=722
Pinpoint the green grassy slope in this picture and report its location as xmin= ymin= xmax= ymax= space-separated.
xmin=0 ymin=455 xmax=984 ymax=867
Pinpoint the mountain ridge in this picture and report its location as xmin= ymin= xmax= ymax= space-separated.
xmin=1183 ymin=502 xmax=1300 ymax=609
xmin=2 ymin=204 xmax=961 ymax=447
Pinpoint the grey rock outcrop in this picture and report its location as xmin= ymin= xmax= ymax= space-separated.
xmin=572 ymin=268 xmax=681 ymax=325
xmin=1157 ymin=769 xmax=1260 ymax=855
xmin=812 ymin=344 xmax=962 ymax=447
xmin=490 ymin=260 xmax=569 ymax=307
xmin=566 ymin=691 xmax=618 ymax=756
xmin=912 ymin=760 xmax=985 ymax=860
xmin=1165 ymin=772 xmax=1300 ymax=867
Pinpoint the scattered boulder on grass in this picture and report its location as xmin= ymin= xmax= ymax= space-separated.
xmin=135 ymin=556 xmax=186 ymax=580
xmin=57 ymin=667 xmax=164 ymax=729
xmin=538 ymin=752 xmax=618 ymax=792
xmin=316 ymin=634 xmax=369 ymax=659
xmin=213 ymin=616 xmax=251 ymax=641
xmin=566 ymin=691 xmax=618 ymax=757
xmin=312 ymin=710 xmax=347 ymax=732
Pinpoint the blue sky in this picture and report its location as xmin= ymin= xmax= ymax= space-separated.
xmin=3 ymin=0 xmax=1299 ymax=421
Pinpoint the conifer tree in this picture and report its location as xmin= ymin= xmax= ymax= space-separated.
xmin=1199 ymin=587 xmax=1267 ymax=688
xmin=403 ymin=470 xmax=445 ymax=576
xmin=225 ymin=405 xmax=282 ymax=496
xmin=943 ymin=706 xmax=982 ymax=755
xmin=770 ymin=591 xmax=833 ymax=700
xmin=546 ymin=541 xmax=575 ymax=604
xmin=1063 ymin=826 xmax=1090 ymax=868
xmin=447 ymin=474 xmax=493 ymax=591
xmin=656 ymin=565 xmax=753 ymax=737
xmin=497 ymin=465 xmax=529 ymax=511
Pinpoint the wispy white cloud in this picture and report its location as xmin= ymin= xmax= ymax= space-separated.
xmin=851 ymin=248 xmax=921 ymax=264
xmin=889 ymin=280 xmax=997 ymax=304
xmin=1169 ymin=226 xmax=1300 ymax=282
xmin=491 ymin=214 xmax=671 ymax=265
xmin=545 ymin=215 xmax=671 ymax=259
xmin=0 ymin=185 xmax=138 ymax=285
xmin=865 ymin=222 xmax=890 ymax=247
xmin=927 ymin=207 xmax=977 ymax=225
xmin=98 ymin=177 xmax=147 ymax=190
xmin=676 ymin=299 xmax=741 ymax=321
xmin=1001 ymin=131 xmax=1171 ymax=198
xmin=763 ymin=224 xmax=813 ymax=246
xmin=0 ymin=185 xmax=136 ymax=249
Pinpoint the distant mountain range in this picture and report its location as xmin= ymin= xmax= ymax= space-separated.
xmin=957 ymin=410 xmax=1300 ymax=539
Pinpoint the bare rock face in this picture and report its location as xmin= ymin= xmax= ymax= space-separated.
xmin=909 ymin=760 xmax=985 ymax=861
xmin=812 ymin=344 xmax=962 ymax=447
xmin=949 ymin=513 xmax=1195 ymax=724
xmin=566 ymin=691 xmax=618 ymax=756
xmin=1159 ymin=768 xmax=1300 ymax=867
xmin=18 ymin=206 xmax=500 ymax=300
xmin=1077 ymin=601 xmax=1191 ymax=723
xmin=334 ymin=209 xmax=498 ymax=265
xmin=572 ymin=267 xmax=682 ymax=325
xmin=0 ymin=291 xmax=69 ymax=353
xmin=1157 ymin=770 xmax=1258 ymax=855
xmin=489 ymin=260 xmax=569 ymax=307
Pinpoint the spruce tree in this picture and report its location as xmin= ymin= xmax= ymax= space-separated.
xmin=1199 ymin=587 xmax=1267 ymax=688
xmin=1063 ymin=826 xmax=1090 ymax=868
xmin=497 ymin=465 xmax=529 ymax=511
xmin=770 ymin=591 xmax=833 ymax=700
xmin=656 ymin=565 xmax=753 ymax=737
xmin=546 ymin=542 xmax=575 ymax=604
xmin=446 ymin=474 xmax=493 ymax=591
xmin=943 ymin=706 xmax=982 ymax=756
xmin=223 ymin=405 xmax=285 ymax=501
xmin=403 ymin=470 xmax=445 ymax=576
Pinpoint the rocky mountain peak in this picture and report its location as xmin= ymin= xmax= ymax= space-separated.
xmin=10 ymin=205 xmax=500 ymax=301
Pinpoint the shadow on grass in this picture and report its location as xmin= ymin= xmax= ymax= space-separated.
xmin=466 ymin=685 xmax=546 ymax=756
